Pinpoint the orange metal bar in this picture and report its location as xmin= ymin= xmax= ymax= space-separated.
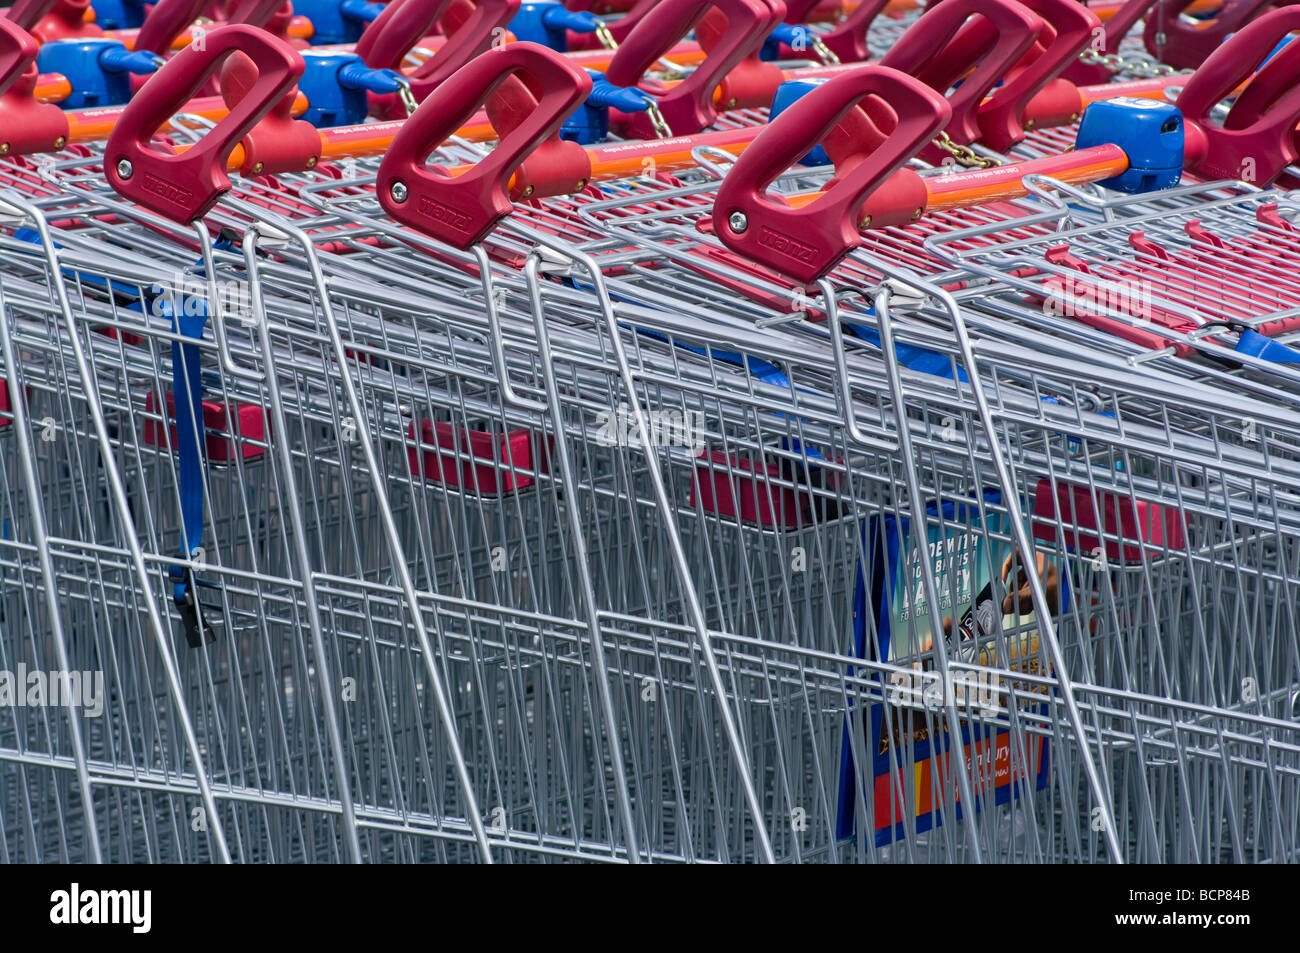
xmin=778 ymin=144 xmax=1130 ymax=212
xmin=921 ymin=145 xmax=1129 ymax=211
xmin=1089 ymin=0 xmax=1223 ymax=20
xmin=564 ymin=44 xmax=708 ymax=72
xmin=65 ymin=91 xmax=310 ymax=143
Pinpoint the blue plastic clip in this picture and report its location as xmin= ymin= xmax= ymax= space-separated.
xmin=768 ymin=78 xmax=833 ymax=166
xmin=1075 ymin=97 xmax=1184 ymax=194
xmin=293 ymin=0 xmax=386 ymax=45
xmin=90 ymin=0 xmax=147 ymax=30
xmin=761 ymin=23 xmax=815 ymax=61
xmin=509 ymin=1 xmax=603 ymax=52
xmin=561 ymin=70 xmax=653 ymax=144
xmin=298 ymin=50 xmax=407 ymax=126
xmin=36 ymin=38 xmax=161 ymax=109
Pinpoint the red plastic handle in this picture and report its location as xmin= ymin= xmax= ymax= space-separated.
xmin=226 ymin=0 xmax=295 ymax=26
xmin=357 ymin=0 xmax=520 ymax=118
xmin=1061 ymin=0 xmax=1149 ymax=85
xmin=5 ymin=0 xmax=63 ymax=31
xmin=1144 ymin=0 xmax=1274 ymax=71
xmin=605 ymin=0 xmax=777 ymax=137
xmin=407 ymin=0 xmax=521 ymax=93
xmin=879 ymin=0 xmax=1043 ymax=150
xmin=600 ymin=0 xmax=659 ymax=45
xmin=780 ymin=0 xmax=825 ymax=20
xmin=219 ymin=49 xmax=322 ymax=174
xmin=778 ymin=0 xmax=890 ymax=62
xmin=20 ymin=0 xmax=101 ymax=41
xmin=376 ymin=42 xmax=592 ymax=248
xmin=0 ymin=17 xmax=72 ymax=154
xmin=133 ymin=0 xmax=211 ymax=54
xmin=977 ymin=0 xmax=1099 ymax=151
xmin=1177 ymin=6 xmax=1300 ymax=183
xmin=814 ymin=0 xmax=891 ymax=62
xmin=713 ymin=64 xmax=951 ymax=283
xmin=0 ymin=16 xmax=38 ymax=96
xmin=356 ymin=0 xmax=458 ymax=68
xmin=696 ymin=0 xmax=788 ymax=111
xmin=105 ymin=24 xmax=305 ymax=223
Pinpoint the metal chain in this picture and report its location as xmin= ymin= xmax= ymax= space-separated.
xmin=393 ymin=75 xmax=419 ymax=118
xmin=1077 ymin=46 xmax=1183 ymax=79
xmin=643 ymin=99 xmax=673 ymax=139
xmin=931 ymin=132 xmax=1000 ymax=169
xmin=594 ymin=22 xmax=618 ymax=51
xmin=808 ymin=33 xmax=841 ymax=67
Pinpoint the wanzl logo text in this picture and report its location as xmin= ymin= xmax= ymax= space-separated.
xmin=418 ymin=196 xmax=472 ymax=232
xmin=758 ymin=226 xmax=817 ymax=263
xmin=140 ymin=174 xmax=192 ymax=205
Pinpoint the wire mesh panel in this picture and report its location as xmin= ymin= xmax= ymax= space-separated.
xmin=2 ymin=8 xmax=1300 ymax=863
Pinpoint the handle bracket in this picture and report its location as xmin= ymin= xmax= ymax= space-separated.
xmin=713 ymin=64 xmax=951 ymax=283
xmin=105 ymin=24 xmax=306 ymax=222
xmin=376 ymin=42 xmax=592 ymax=248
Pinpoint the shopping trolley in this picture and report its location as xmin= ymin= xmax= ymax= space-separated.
xmin=3 ymin=6 xmax=1300 ymax=865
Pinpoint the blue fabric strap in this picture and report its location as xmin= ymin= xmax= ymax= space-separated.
xmin=162 ymin=291 xmax=214 ymax=647
xmin=1235 ymin=328 xmax=1300 ymax=365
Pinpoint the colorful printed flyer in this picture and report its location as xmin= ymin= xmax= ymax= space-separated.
xmin=836 ymin=492 xmax=1064 ymax=847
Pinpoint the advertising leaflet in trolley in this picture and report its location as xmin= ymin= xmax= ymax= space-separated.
xmin=836 ymin=491 xmax=1064 ymax=847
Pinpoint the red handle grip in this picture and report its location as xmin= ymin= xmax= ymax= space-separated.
xmin=5 ymin=0 xmax=64 ymax=31
xmin=0 ymin=17 xmax=72 ymax=154
xmin=605 ymin=0 xmax=777 ymax=137
xmin=977 ymin=0 xmax=1099 ymax=151
xmin=357 ymin=0 xmax=520 ymax=119
xmin=227 ymin=0 xmax=296 ymax=26
xmin=406 ymin=0 xmax=521 ymax=93
xmin=599 ymin=0 xmax=659 ymax=46
xmin=0 ymin=16 xmax=38 ymax=97
xmin=376 ymin=42 xmax=592 ymax=248
xmin=778 ymin=0 xmax=890 ymax=62
xmin=134 ymin=0 xmax=211 ymax=54
xmin=355 ymin=0 xmax=458 ymax=68
xmin=779 ymin=0 xmax=821 ymax=19
xmin=1144 ymin=0 xmax=1274 ymax=71
xmin=714 ymin=64 xmax=951 ymax=283
xmin=1177 ymin=5 xmax=1300 ymax=183
xmin=105 ymin=24 xmax=305 ymax=223
xmin=218 ymin=48 xmax=322 ymax=174
xmin=1061 ymin=0 xmax=1149 ymax=85
xmin=696 ymin=0 xmax=787 ymax=112
xmin=880 ymin=0 xmax=1043 ymax=150
xmin=814 ymin=0 xmax=890 ymax=63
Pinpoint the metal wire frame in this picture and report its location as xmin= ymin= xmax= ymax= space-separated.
xmin=0 ymin=151 xmax=1055 ymax=862
xmin=2 ymin=115 xmax=1300 ymax=858
xmin=456 ymin=162 xmax=1300 ymax=861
